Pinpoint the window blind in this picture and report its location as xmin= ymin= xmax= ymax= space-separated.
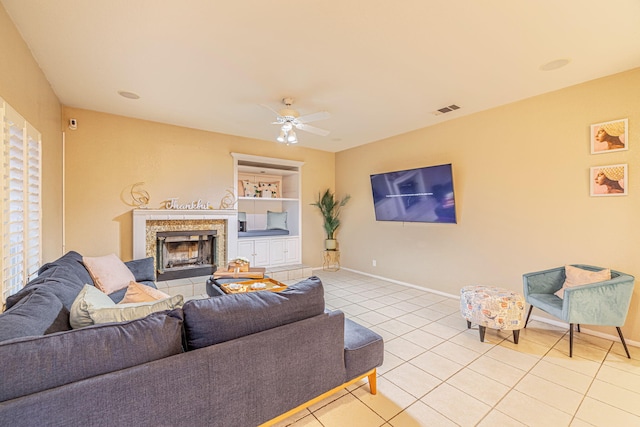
xmin=1 ymin=99 xmax=42 ymax=305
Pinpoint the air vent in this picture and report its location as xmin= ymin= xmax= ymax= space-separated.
xmin=433 ymin=104 xmax=461 ymax=116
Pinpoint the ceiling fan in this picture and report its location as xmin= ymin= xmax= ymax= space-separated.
xmin=265 ymin=98 xmax=330 ymax=144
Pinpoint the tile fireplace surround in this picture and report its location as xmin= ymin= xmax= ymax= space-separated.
xmin=132 ymin=209 xmax=238 ymax=272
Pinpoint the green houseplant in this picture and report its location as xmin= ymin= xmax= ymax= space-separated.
xmin=311 ymin=189 xmax=351 ymax=250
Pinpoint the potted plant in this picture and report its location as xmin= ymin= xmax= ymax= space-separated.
xmin=311 ymin=189 xmax=351 ymax=250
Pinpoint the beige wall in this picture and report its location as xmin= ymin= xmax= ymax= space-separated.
xmin=0 ymin=5 xmax=63 ymax=262
xmin=336 ymin=68 xmax=640 ymax=342
xmin=62 ymin=107 xmax=334 ymax=265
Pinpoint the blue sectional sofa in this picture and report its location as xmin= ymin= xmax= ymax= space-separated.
xmin=0 ymin=251 xmax=384 ymax=426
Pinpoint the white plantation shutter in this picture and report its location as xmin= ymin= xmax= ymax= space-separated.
xmin=1 ymin=99 xmax=41 ymax=305
xmin=26 ymin=123 xmax=42 ymax=281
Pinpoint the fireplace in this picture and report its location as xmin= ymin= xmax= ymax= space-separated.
xmin=132 ymin=209 xmax=239 ymax=282
xmin=156 ymin=230 xmax=217 ymax=281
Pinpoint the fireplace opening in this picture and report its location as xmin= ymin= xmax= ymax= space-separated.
xmin=156 ymin=230 xmax=217 ymax=281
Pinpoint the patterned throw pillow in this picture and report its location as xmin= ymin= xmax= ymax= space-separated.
xmin=241 ymin=180 xmax=258 ymax=197
xmin=258 ymin=182 xmax=279 ymax=198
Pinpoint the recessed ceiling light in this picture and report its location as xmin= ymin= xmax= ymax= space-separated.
xmin=539 ymin=59 xmax=571 ymax=71
xmin=118 ymin=90 xmax=140 ymax=100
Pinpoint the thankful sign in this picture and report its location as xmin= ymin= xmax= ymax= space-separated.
xmin=163 ymin=198 xmax=212 ymax=210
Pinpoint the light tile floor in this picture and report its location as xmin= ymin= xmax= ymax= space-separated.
xmin=179 ymin=269 xmax=640 ymax=427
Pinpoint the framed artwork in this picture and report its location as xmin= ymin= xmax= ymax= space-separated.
xmin=590 ymin=164 xmax=627 ymax=196
xmin=591 ymin=118 xmax=628 ymax=154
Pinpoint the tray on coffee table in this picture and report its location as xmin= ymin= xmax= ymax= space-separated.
xmin=220 ymin=278 xmax=287 ymax=294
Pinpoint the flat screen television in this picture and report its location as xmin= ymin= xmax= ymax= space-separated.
xmin=370 ymin=163 xmax=457 ymax=223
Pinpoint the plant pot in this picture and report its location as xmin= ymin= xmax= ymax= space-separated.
xmin=325 ymin=239 xmax=337 ymax=250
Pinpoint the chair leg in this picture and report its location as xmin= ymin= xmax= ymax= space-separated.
xmin=467 ymin=320 xmax=471 ymax=329
xmin=576 ymin=324 xmax=580 ymax=333
xmin=569 ymin=323 xmax=574 ymax=358
xmin=513 ymin=329 xmax=520 ymax=344
xmin=524 ymin=305 xmax=533 ymax=328
xmin=616 ymin=327 xmax=631 ymax=359
xmin=478 ymin=326 xmax=486 ymax=342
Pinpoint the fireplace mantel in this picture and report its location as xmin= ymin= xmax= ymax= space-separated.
xmin=132 ymin=209 xmax=238 ymax=262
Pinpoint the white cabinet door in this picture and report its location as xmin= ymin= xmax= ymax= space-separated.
xmin=239 ymin=237 xmax=299 ymax=267
xmin=269 ymin=239 xmax=286 ymax=265
xmin=237 ymin=240 xmax=254 ymax=263
xmin=284 ymin=237 xmax=300 ymax=264
xmin=253 ymin=240 xmax=270 ymax=266
xmin=237 ymin=239 xmax=270 ymax=267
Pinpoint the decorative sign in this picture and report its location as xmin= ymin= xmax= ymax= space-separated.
xmin=126 ymin=182 xmax=150 ymax=208
xmin=163 ymin=198 xmax=212 ymax=210
xmin=218 ymin=188 xmax=237 ymax=209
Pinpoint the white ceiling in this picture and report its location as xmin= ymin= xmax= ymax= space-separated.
xmin=3 ymin=0 xmax=640 ymax=152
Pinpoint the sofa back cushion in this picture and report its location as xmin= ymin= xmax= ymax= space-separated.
xmin=183 ymin=276 xmax=325 ymax=350
xmin=38 ymin=250 xmax=94 ymax=286
xmin=5 ymin=265 xmax=88 ymax=311
xmin=5 ymin=251 xmax=93 ymax=310
xmin=0 ymin=289 xmax=71 ymax=343
xmin=124 ymin=257 xmax=156 ymax=283
xmin=0 ymin=309 xmax=184 ymax=402
xmin=183 ymin=276 xmax=324 ymax=350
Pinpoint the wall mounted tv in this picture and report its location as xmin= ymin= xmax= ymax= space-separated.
xmin=370 ymin=163 xmax=457 ymax=223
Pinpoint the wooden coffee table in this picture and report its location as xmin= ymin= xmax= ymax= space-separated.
xmin=220 ymin=278 xmax=287 ymax=294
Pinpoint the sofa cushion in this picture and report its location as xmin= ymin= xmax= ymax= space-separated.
xmin=70 ymin=284 xmax=183 ymax=329
xmin=124 ymin=257 xmax=156 ymax=283
xmin=82 ymin=253 xmax=136 ymax=294
xmin=0 ymin=309 xmax=184 ymax=402
xmin=120 ymin=281 xmax=170 ymax=303
xmin=0 ymin=289 xmax=71 ymax=343
xmin=183 ymin=276 xmax=325 ymax=350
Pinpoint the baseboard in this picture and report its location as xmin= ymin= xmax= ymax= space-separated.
xmin=528 ymin=314 xmax=640 ymax=349
xmin=324 ymin=266 xmax=460 ymax=300
xmin=317 ymin=266 xmax=639 ymax=349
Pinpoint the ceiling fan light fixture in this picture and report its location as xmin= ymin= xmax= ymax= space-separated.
xmin=266 ymin=97 xmax=331 ymax=145
xmin=287 ymin=131 xmax=298 ymax=144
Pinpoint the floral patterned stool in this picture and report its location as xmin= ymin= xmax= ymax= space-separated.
xmin=460 ymin=285 xmax=525 ymax=344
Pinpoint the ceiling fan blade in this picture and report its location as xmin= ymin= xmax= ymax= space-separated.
xmin=260 ymin=103 xmax=283 ymax=118
xmin=295 ymin=123 xmax=330 ymax=136
xmin=296 ymin=111 xmax=330 ymax=123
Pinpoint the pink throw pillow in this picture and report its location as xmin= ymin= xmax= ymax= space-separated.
xmin=82 ymin=254 xmax=136 ymax=295
xmin=555 ymin=265 xmax=611 ymax=299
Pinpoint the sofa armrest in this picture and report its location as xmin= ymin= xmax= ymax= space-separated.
xmin=562 ymin=272 xmax=635 ymax=325
xmin=344 ymin=318 xmax=384 ymax=381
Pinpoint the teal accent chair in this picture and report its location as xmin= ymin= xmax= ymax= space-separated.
xmin=523 ymin=265 xmax=635 ymax=358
